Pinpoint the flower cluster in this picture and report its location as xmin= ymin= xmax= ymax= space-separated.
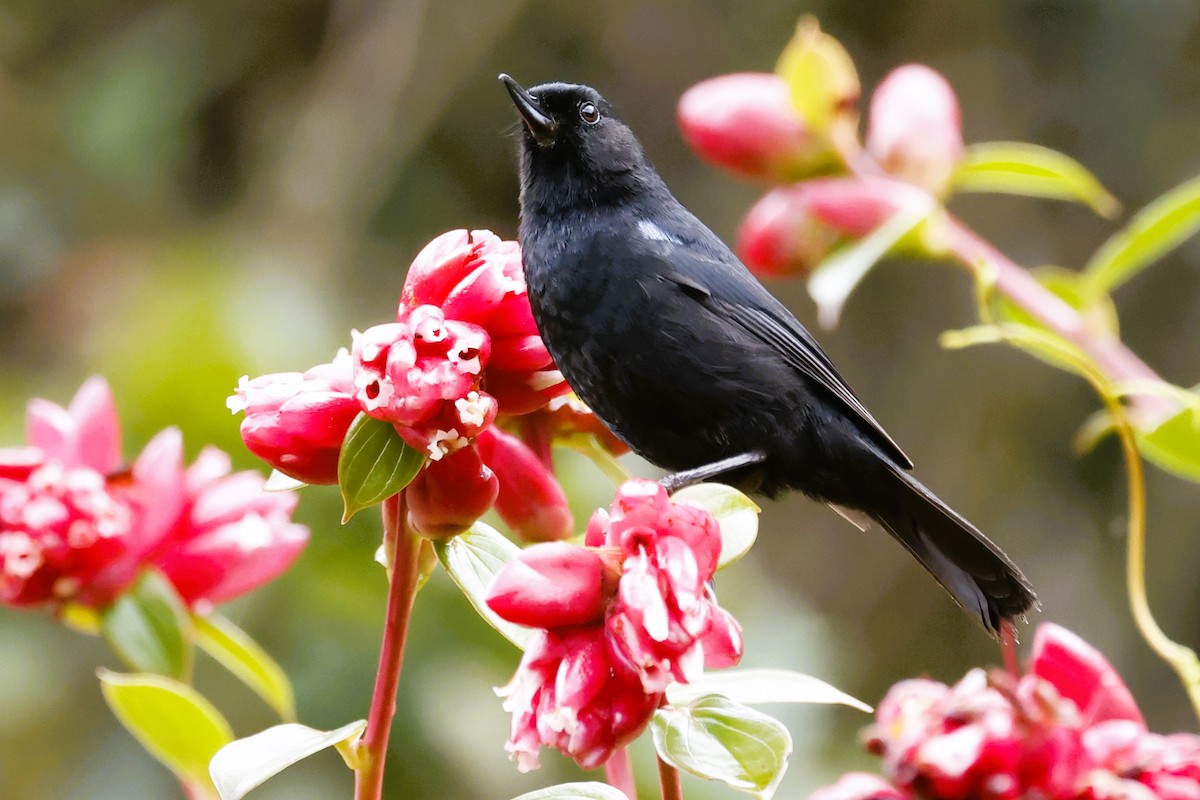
xmin=678 ymin=47 xmax=964 ymax=278
xmin=811 ymin=624 xmax=1200 ymax=800
xmin=486 ymin=480 xmax=743 ymax=771
xmin=1 ymin=378 xmax=307 ymax=611
xmin=230 ymin=229 xmax=585 ymax=542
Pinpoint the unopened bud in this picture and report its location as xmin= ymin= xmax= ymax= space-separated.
xmin=476 ymin=427 xmax=573 ymax=542
xmin=406 ymin=445 xmax=498 ymax=539
xmin=486 ymin=542 xmax=611 ymax=629
xmin=678 ymin=73 xmax=836 ymax=182
xmin=867 ymin=64 xmax=964 ymax=196
xmin=737 ymin=177 xmax=934 ymax=278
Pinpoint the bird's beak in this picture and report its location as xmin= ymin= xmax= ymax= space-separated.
xmin=499 ymin=73 xmax=557 ymax=147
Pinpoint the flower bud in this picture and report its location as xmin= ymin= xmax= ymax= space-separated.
xmin=475 ymin=427 xmax=573 ymax=543
xmin=405 ymin=445 xmax=498 ymax=539
xmin=737 ymin=177 xmax=930 ymax=278
xmin=867 ymin=65 xmax=964 ymax=196
xmin=486 ymin=541 xmax=610 ymax=629
xmin=228 ymin=350 xmax=360 ymax=484
xmin=678 ymin=73 xmax=834 ymax=182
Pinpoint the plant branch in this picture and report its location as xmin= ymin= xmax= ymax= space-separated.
xmin=657 ymin=755 xmax=684 ymax=800
xmin=353 ymin=493 xmax=424 ymax=800
xmin=605 ymin=746 xmax=637 ymax=799
xmin=941 ymin=215 xmax=1176 ymax=427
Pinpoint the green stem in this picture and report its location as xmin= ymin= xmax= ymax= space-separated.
xmin=353 ymin=493 xmax=424 ymax=799
xmin=572 ymin=435 xmax=632 ymax=486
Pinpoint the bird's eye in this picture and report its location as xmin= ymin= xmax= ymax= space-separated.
xmin=579 ymin=102 xmax=601 ymax=125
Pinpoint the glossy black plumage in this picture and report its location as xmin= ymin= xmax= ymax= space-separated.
xmin=501 ymin=75 xmax=1036 ymax=634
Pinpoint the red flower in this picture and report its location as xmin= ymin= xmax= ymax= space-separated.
xmin=400 ymin=229 xmax=567 ymax=415
xmin=867 ymin=65 xmax=964 ymax=196
xmin=496 ymin=626 xmax=662 ymax=772
xmin=3 ymin=378 xmax=308 ymax=611
xmin=352 ymin=305 xmax=497 ymax=460
xmin=677 ymin=73 xmax=832 ymax=183
xmin=822 ymin=624 xmax=1200 ymax=800
xmin=809 ymin=773 xmax=907 ymax=800
xmin=228 ymin=349 xmax=360 ymax=485
xmin=151 ymin=446 xmax=309 ymax=608
xmin=591 ymin=481 xmax=740 ymax=692
xmin=486 ymin=480 xmax=744 ymax=771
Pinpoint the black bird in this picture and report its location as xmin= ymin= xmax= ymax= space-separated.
xmin=500 ymin=74 xmax=1036 ymax=635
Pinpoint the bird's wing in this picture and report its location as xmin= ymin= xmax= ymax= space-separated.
xmin=657 ymin=245 xmax=914 ymax=469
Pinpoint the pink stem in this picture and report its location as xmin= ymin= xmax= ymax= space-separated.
xmin=999 ymin=619 xmax=1020 ymax=678
xmin=942 ymin=217 xmax=1174 ymax=426
xmin=657 ymin=755 xmax=684 ymax=800
xmin=606 ymin=746 xmax=637 ymax=799
xmin=353 ymin=493 xmax=423 ymax=800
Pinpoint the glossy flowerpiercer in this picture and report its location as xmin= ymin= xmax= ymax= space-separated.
xmin=500 ymin=74 xmax=1036 ymax=635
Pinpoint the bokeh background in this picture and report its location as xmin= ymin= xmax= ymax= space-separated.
xmin=2 ymin=0 xmax=1199 ymax=797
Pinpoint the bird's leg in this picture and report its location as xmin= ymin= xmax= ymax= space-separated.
xmin=659 ymin=451 xmax=767 ymax=494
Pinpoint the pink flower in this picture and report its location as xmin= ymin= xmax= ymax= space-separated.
xmin=592 ymin=480 xmax=741 ymax=692
xmin=476 ymin=427 xmax=573 ymax=543
xmin=867 ymin=65 xmax=964 ymax=196
xmin=737 ymin=177 xmax=931 ymax=277
xmin=677 ymin=73 xmax=833 ymax=183
xmin=405 ymin=445 xmax=499 ymax=539
xmin=228 ymin=349 xmax=360 ymax=485
xmin=400 ymin=229 xmax=568 ymax=415
xmin=497 ymin=626 xmax=662 ymax=772
xmin=824 ymin=624 xmax=1200 ymax=800
xmin=486 ymin=480 xmax=743 ymax=771
xmin=352 ymin=305 xmax=497 ymax=460
xmin=0 ymin=378 xmax=147 ymax=608
xmin=151 ymin=447 xmax=309 ymax=608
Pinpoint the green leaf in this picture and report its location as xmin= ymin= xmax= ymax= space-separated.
xmin=511 ymin=783 xmax=631 ymax=800
xmin=337 ymin=412 xmax=426 ymax=522
xmin=435 ymin=522 xmax=538 ymax=651
xmin=808 ymin=198 xmax=935 ymax=329
xmin=102 ymin=569 xmax=192 ymax=679
xmin=100 ymin=670 xmax=233 ymax=787
xmin=652 ymin=695 xmax=792 ymax=799
xmin=194 ymin=613 xmax=296 ymax=722
xmin=953 ymin=142 xmax=1119 ymax=217
xmin=209 ymin=720 xmax=366 ymax=800
xmin=774 ymin=16 xmax=859 ymax=132
xmin=1139 ymin=403 xmax=1200 ymax=483
xmin=672 ymin=483 xmax=761 ymax=569
xmin=666 ymin=668 xmax=871 ymax=712
xmin=1084 ymin=175 xmax=1200 ymax=294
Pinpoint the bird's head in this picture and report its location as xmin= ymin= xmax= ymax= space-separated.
xmin=500 ymin=74 xmax=660 ymax=211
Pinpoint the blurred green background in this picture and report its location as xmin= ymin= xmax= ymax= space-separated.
xmin=2 ymin=0 xmax=1198 ymax=797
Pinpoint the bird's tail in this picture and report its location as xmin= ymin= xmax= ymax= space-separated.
xmin=873 ymin=465 xmax=1037 ymax=636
